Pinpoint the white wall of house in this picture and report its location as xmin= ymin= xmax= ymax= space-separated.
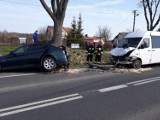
xmin=19 ymin=37 xmax=26 ymax=44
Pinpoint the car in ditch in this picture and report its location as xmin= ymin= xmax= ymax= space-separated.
xmin=0 ymin=43 xmax=68 ymax=72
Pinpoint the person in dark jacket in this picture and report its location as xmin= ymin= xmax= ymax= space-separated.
xmin=32 ymin=30 xmax=38 ymax=43
xmin=86 ymin=40 xmax=95 ymax=64
xmin=95 ymin=40 xmax=103 ymax=64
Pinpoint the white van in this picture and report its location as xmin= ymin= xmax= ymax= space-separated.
xmin=110 ymin=31 xmax=160 ymax=69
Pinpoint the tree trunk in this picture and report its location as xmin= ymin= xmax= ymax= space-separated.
xmin=40 ymin=0 xmax=69 ymax=46
xmin=52 ymin=20 xmax=63 ymax=46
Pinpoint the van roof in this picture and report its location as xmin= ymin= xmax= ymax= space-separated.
xmin=124 ymin=32 xmax=144 ymax=38
xmin=145 ymin=31 xmax=160 ymax=36
xmin=125 ymin=31 xmax=160 ymax=38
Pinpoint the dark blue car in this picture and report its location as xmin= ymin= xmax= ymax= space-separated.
xmin=0 ymin=43 xmax=68 ymax=72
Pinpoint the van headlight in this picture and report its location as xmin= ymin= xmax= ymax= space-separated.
xmin=125 ymin=56 xmax=132 ymax=61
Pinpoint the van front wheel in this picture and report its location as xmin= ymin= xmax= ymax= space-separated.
xmin=132 ymin=59 xmax=141 ymax=69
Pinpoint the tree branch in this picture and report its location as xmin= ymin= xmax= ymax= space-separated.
xmin=56 ymin=0 xmax=60 ymax=15
xmin=59 ymin=0 xmax=69 ymax=20
xmin=40 ymin=0 xmax=56 ymax=21
xmin=143 ymin=0 xmax=150 ymax=30
xmin=153 ymin=14 xmax=160 ymax=29
xmin=146 ymin=0 xmax=153 ymax=29
xmin=51 ymin=0 xmax=57 ymax=14
xmin=153 ymin=0 xmax=160 ymax=22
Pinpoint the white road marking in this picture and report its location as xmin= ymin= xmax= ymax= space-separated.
xmin=0 ymin=93 xmax=79 ymax=112
xmin=1 ymin=74 xmax=160 ymax=117
xmin=98 ymin=84 xmax=128 ymax=92
xmin=0 ymin=73 xmax=35 ymax=79
xmin=0 ymin=93 xmax=82 ymax=117
xmin=134 ymin=79 xmax=160 ymax=86
xmin=126 ymin=76 xmax=160 ymax=86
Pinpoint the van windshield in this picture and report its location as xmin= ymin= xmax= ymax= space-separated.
xmin=117 ymin=37 xmax=142 ymax=48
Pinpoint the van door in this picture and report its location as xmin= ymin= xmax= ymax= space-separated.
xmin=138 ymin=37 xmax=152 ymax=65
xmin=151 ymin=36 xmax=160 ymax=63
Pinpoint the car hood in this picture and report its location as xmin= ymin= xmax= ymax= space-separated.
xmin=0 ymin=54 xmax=11 ymax=61
xmin=110 ymin=47 xmax=135 ymax=56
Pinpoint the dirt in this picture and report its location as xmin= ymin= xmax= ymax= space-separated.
xmin=64 ymin=67 xmax=152 ymax=74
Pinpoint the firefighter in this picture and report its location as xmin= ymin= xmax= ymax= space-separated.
xmin=95 ymin=40 xmax=103 ymax=64
xmin=86 ymin=40 xmax=95 ymax=64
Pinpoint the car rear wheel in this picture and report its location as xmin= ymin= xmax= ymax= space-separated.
xmin=43 ymin=57 xmax=57 ymax=72
xmin=132 ymin=59 xmax=141 ymax=69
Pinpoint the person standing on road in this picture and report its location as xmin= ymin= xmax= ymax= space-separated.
xmin=95 ymin=40 xmax=103 ymax=64
xmin=86 ymin=40 xmax=95 ymax=64
xmin=32 ymin=30 xmax=38 ymax=43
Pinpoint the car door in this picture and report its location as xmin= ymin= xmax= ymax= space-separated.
xmin=138 ymin=37 xmax=152 ymax=65
xmin=150 ymin=36 xmax=160 ymax=63
xmin=3 ymin=45 xmax=29 ymax=69
xmin=25 ymin=44 xmax=48 ymax=67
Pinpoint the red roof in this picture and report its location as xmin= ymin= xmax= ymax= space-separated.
xmin=83 ymin=37 xmax=94 ymax=41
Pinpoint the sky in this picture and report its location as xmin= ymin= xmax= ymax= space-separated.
xmin=0 ymin=0 xmax=149 ymax=39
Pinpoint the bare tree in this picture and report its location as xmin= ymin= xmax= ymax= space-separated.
xmin=140 ymin=0 xmax=160 ymax=31
xmin=0 ymin=30 xmax=9 ymax=42
xmin=96 ymin=25 xmax=112 ymax=41
xmin=40 ymin=0 xmax=69 ymax=46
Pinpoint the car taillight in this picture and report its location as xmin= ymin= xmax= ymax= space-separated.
xmin=62 ymin=51 xmax=65 ymax=54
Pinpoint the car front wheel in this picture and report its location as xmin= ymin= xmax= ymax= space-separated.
xmin=42 ymin=57 xmax=57 ymax=72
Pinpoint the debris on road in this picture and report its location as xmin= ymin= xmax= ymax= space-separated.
xmin=53 ymin=63 xmax=152 ymax=74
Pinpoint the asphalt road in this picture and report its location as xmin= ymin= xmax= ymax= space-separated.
xmin=0 ymin=65 xmax=160 ymax=120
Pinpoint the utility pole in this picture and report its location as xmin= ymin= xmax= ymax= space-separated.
xmin=132 ymin=10 xmax=139 ymax=32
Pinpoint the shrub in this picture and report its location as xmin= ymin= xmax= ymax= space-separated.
xmin=68 ymin=48 xmax=110 ymax=67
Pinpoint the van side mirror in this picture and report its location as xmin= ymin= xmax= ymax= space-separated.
xmin=138 ymin=44 xmax=144 ymax=49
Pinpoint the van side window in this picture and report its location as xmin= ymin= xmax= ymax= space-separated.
xmin=141 ymin=38 xmax=149 ymax=48
xmin=151 ymin=36 xmax=160 ymax=48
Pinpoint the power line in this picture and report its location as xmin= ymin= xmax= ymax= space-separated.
xmin=0 ymin=0 xmax=41 ymax=6
xmin=0 ymin=0 xmax=135 ymax=16
xmin=69 ymin=9 xmax=131 ymax=15
xmin=112 ymin=13 xmax=133 ymax=29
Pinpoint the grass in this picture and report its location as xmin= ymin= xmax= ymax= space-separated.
xmin=68 ymin=48 xmax=86 ymax=67
xmin=68 ymin=48 xmax=111 ymax=67
xmin=0 ymin=46 xmax=18 ymax=55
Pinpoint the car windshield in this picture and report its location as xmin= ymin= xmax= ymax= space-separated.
xmin=117 ymin=37 xmax=142 ymax=48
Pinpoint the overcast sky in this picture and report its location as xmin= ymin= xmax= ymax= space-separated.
xmin=0 ymin=0 xmax=150 ymax=39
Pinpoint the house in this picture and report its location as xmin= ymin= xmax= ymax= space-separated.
xmin=19 ymin=37 xmax=26 ymax=44
xmin=83 ymin=36 xmax=105 ymax=45
xmin=112 ymin=32 xmax=128 ymax=48
xmin=46 ymin=26 xmax=72 ymax=40
xmin=83 ymin=36 xmax=113 ymax=50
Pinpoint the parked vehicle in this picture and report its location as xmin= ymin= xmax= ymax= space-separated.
xmin=110 ymin=31 xmax=160 ymax=69
xmin=0 ymin=43 xmax=68 ymax=72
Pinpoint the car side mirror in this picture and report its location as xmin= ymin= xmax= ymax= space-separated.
xmin=10 ymin=51 xmax=15 ymax=55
